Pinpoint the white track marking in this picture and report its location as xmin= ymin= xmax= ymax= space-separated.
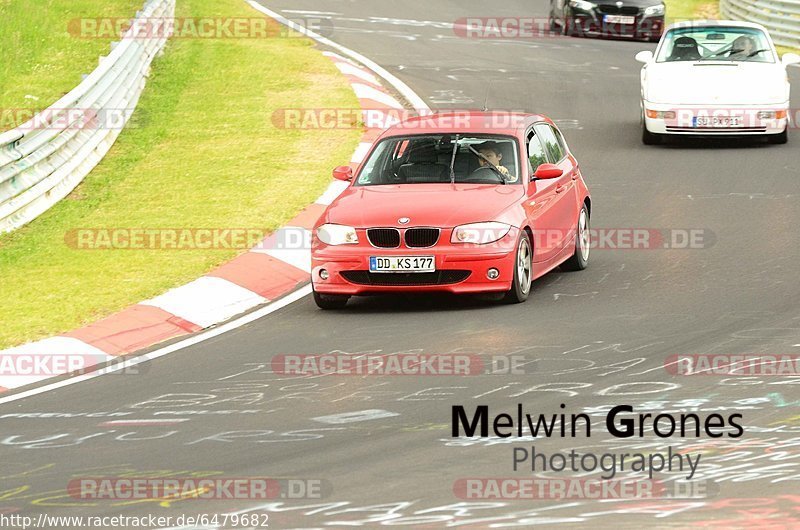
xmin=251 ymin=227 xmax=312 ymax=272
xmin=352 ymin=83 xmax=404 ymax=109
xmin=351 ymin=141 xmax=373 ymax=163
xmin=333 ymin=62 xmax=380 ymax=84
xmin=0 ymin=337 xmax=113 ymax=390
xmin=315 ymin=180 xmax=351 ymax=205
xmin=141 ymin=276 xmax=268 ymax=327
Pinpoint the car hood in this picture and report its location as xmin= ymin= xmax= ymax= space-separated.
xmin=643 ymin=61 xmax=788 ymax=105
xmin=324 ymin=184 xmax=525 ymax=229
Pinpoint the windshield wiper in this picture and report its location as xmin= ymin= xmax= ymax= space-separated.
xmin=745 ymin=48 xmax=770 ymax=60
xmin=449 ymin=134 xmax=459 ymax=184
xmin=700 ymin=47 xmax=734 ymax=60
xmin=466 ymin=145 xmax=507 ymax=184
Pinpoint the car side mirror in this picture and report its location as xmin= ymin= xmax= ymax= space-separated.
xmin=532 ymin=164 xmax=563 ymax=181
xmin=635 ymin=50 xmax=654 ymax=63
xmin=332 ymin=165 xmax=354 ymax=181
xmin=782 ymin=52 xmax=800 ymax=66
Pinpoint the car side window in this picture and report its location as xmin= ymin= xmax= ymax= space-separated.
xmin=551 ymin=125 xmax=568 ymax=155
xmin=533 ymin=123 xmax=564 ymax=163
xmin=527 ymin=131 xmax=547 ymax=173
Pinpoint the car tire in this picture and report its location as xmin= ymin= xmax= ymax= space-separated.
xmin=561 ymin=205 xmax=590 ymax=271
xmin=548 ymin=4 xmax=558 ymax=32
xmin=313 ymin=288 xmax=349 ymax=310
xmin=561 ymin=15 xmax=574 ymax=36
xmin=504 ymin=230 xmax=533 ymax=304
xmin=768 ymin=128 xmax=788 ymax=145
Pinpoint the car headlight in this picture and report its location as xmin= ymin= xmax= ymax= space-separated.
xmin=569 ymin=0 xmax=596 ymax=11
xmin=317 ymin=224 xmax=358 ymax=245
xmin=644 ymin=4 xmax=665 ymax=16
xmin=451 ymin=222 xmax=512 ymax=244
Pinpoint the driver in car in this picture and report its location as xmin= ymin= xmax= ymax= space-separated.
xmin=475 ymin=141 xmax=516 ymax=182
xmin=728 ymin=35 xmax=757 ymax=60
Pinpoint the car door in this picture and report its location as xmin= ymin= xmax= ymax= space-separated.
xmin=523 ymin=126 xmax=562 ymax=263
xmin=530 ymin=123 xmax=578 ymax=261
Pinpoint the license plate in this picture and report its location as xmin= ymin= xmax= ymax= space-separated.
xmin=693 ymin=116 xmax=742 ymax=128
xmin=369 ymin=256 xmax=435 ymax=273
xmin=604 ymin=15 xmax=635 ymax=24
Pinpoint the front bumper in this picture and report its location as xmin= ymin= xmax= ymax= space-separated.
xmin=312 ymin=228 xmax=519 ymax=296
xmin=571 ymin=13 xmax=663 ymax=40
xmin=643 ymin=101 xmax=789 ymax=136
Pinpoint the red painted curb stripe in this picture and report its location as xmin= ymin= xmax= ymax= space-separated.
xmin=65 ymin=305 xmax=202 ymax=356
xmin=208 ymin=253 xmax=308 ymax=300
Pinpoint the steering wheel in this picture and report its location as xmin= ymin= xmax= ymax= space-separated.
xmin=464 ymin=166 xmax=507 ymax=183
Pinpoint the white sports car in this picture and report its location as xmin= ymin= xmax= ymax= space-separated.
xmin=635 ymin=20 xmax=800 ymax=145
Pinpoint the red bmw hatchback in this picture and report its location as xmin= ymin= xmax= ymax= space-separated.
xmin=311 ymin=112 xmax=592 ymax=309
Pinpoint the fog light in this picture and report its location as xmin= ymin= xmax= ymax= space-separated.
xmin=319 ymin=269 xmax=329 ymax=280
xmin=487 ymin=268 xmax=500 ymax=280
xmin=758 ymin=111 xmax=776 ymax=119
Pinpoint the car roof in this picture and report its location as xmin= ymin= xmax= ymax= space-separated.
xmin=664 ymin=19 xmax=770 ymax=33
xmin=378 ymin=111 xmax=550 ymax=139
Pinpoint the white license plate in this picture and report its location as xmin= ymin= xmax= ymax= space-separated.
xmin=369 ymin=256 xmax=435 ymax=273
xmin=604 ymin=15 xmax=636 ymax=24
xmin=693 ymin=116 xmax=742 ymax=128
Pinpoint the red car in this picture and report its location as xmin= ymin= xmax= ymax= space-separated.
xmin=311 ymin=112 xmax=592 ymax=309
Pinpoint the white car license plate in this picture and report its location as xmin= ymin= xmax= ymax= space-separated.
xmin=369 ymin=256 xmax=435 ymax=273
xmin=604 ymin=15 xmax=635 ymax=24
xmin=693 ymin=116 xmax=742 ymax=128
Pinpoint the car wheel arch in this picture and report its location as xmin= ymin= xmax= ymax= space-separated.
xmin=522 ymin=225 xmax=535 ymax=258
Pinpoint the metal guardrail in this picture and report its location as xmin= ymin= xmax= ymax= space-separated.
xmin=720 ymin=0 xmax=800 ymax=49
xmin=0 ymin=0 xmax=175 ymax=233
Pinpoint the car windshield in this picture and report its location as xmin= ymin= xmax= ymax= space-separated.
xmin=354 ymin=135 xmax=521 ymax=186
xmin=656 ymin=26 xmax=774 ymax=63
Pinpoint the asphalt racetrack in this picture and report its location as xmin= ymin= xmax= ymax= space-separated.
xmin=1 ymin=1 xmax=799 ymax=528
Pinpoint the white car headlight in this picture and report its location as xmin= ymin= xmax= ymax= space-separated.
xmin=451 ymin=222 xmax=512 ymax=245
xmin=317 ymin=224 xmax=358 ymax=245
xmin=569 ymin=0 xmax=596 ymax=10
xmin=644 ymin=4 xmax=665 ymax=16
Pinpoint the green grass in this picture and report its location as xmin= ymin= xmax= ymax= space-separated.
xmin=664 ymin=0 xmax=718 ymax=23
xmin=0 ymin=0 xmax=144 ymax=127
xmin=0 ymin=0 xmax=362 ymax=348
xmin=664 ymin=0 xmax=800 ymax=54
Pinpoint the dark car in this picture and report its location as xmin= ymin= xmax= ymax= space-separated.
xmin=549 ymin=0 xmax=665 ymax=41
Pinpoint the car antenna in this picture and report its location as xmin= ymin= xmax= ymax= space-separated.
xmin=482 ymin=84 xmax=491 ymax=112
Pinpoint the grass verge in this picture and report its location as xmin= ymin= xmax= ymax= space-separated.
xmin=665 ymin=0 xmax=720 ymax=23
xmin=664 ymin=0 xmax=799 ymax=54
xmin=0 ymin=0 xmax=362 ymax=348
xmin=0 ymin=0 xmax=143 ymax=128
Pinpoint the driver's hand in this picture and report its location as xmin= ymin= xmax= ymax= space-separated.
xmin=498 ymin=165 xmax=509 ymax=176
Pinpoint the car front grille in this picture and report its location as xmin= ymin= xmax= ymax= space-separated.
xmin=404 ymin=228 xmax=440 ymax=248
xmin=597 ymin=4 xmax=640 ymax=15
xmin=341 ymin=270 xmax=471 ymax=286
xmin=367 ymin=228 xmax=401 ymax=248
